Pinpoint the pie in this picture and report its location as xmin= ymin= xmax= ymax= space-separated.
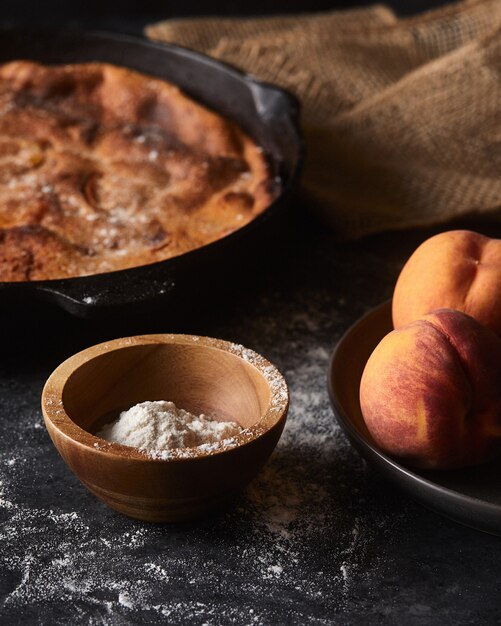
xmin=0 ymin=61 xmax=277 ymax=281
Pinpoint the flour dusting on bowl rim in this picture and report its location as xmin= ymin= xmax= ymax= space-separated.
xmin=42 ymin=334 xmax=289 ymax=462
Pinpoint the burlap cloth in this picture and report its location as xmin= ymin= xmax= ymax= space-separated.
xmin=147 ymin=1 xmax=501 ymax=240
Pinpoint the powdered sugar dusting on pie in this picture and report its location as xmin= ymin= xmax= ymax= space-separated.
xmin=0 ymin=61 xmax=278 ymax=281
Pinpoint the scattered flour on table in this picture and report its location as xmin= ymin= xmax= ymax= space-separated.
xmin=97 ymin=401 xmax=242 ymax=458
xmin=0 ymin=274 xmax=408 ymax=623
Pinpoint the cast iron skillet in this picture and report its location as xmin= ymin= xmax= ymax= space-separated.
xmin=0 ymin=28 xmax=303 ymax=318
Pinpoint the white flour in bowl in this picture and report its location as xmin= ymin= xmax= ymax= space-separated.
xmin=97 ymin=401 xmax=242 ymax=455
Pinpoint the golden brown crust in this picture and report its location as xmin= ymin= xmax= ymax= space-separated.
xmin=0 ymin=61 xmax=277 ymax=281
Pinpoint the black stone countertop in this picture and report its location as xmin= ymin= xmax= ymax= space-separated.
xmin=2 ymin=201 xmax=501 ymax=625
xmin=2 ymin=8 xmax=501 ymax=624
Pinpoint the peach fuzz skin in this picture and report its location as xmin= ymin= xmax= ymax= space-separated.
xmin=392 ymin=230 xmax=501 ymax=337
xmin=360 ymin=309 xmax=501 ymax=470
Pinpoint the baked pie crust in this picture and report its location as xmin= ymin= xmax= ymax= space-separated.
xmin=0 ymin=61 xmax=277 ymax=281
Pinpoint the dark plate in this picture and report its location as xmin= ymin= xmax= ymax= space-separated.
xmin=328 ymin=300 xmax=501 ymax=536
xmin=0 ymin=28 xmax=303 ymax=318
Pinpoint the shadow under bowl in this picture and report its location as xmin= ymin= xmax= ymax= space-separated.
xmin=42 ymin=334 xmax=289 ymax=522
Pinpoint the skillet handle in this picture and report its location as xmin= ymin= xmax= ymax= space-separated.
xmin=35 ymin=267 xmax=177 ymax=319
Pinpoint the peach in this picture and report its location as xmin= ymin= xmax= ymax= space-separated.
xmin=392 ymin=230 xmax=501 ymax=337
xmin=360 ymin=309 xmax=501 ymax=470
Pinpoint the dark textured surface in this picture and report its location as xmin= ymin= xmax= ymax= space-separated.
xmin=2 ymin=200 xmax=501 ymax=624
xmin=2 ymin=4 xmax=501 ymax=624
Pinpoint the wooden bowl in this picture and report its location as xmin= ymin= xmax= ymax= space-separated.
xmin=42 ymin=334 xmax=288 ymax=522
